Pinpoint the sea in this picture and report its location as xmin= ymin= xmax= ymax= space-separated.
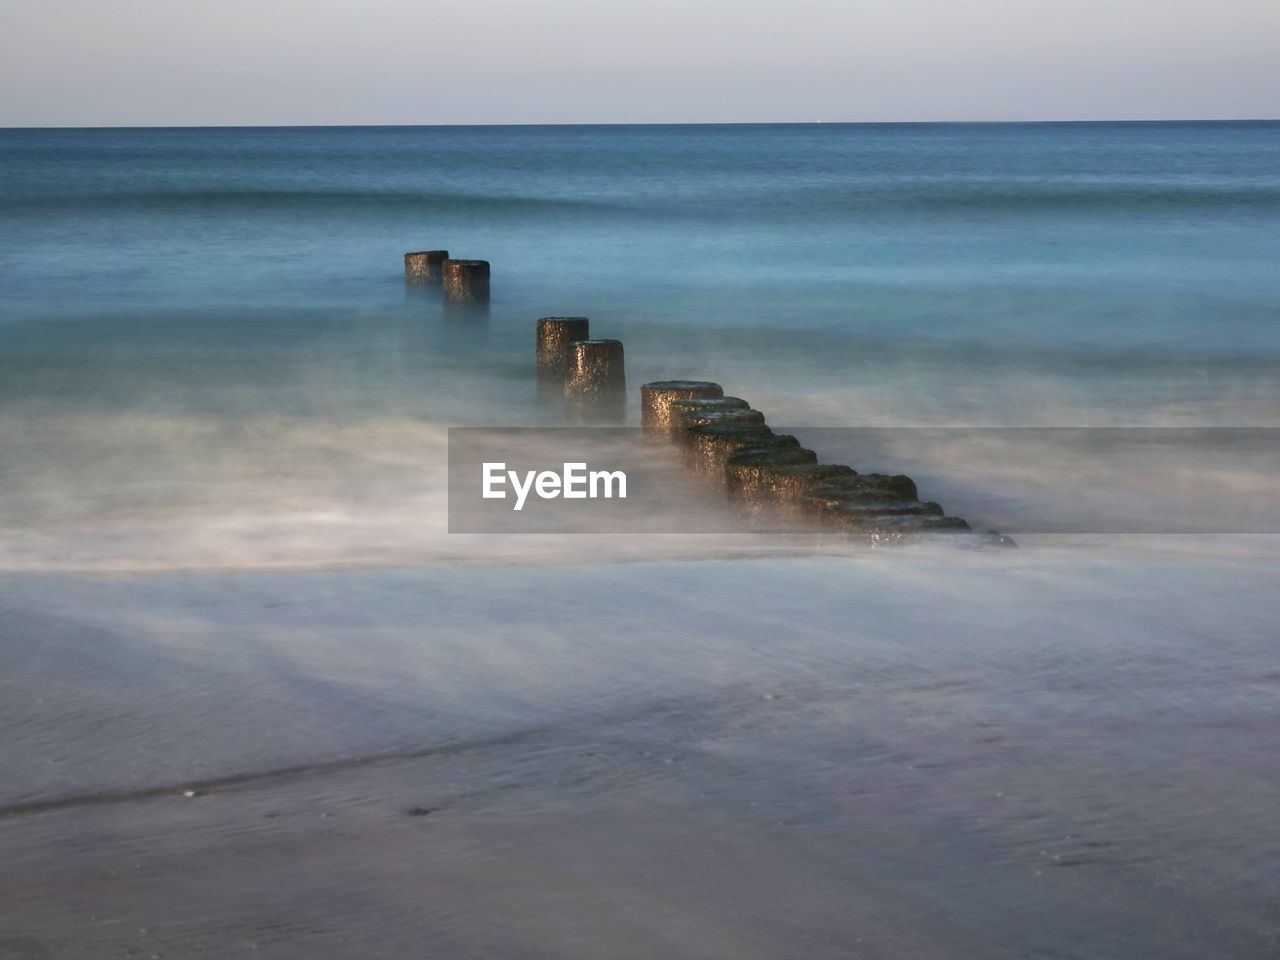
xmin=1 ymin=123 xmax=1277 ymax=958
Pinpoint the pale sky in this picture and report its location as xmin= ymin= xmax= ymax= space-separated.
xmin=2 ymin=0 xmax=1277 ymax=126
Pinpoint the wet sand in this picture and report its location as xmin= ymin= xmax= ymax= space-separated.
xmin=2 ymin=544 xmax=1278 ymax=958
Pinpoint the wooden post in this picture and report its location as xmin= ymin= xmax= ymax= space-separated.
xmin=727 ymin=462 xmax=855 ymax=527
xmin=682 ymin=424 xmax=797 ymax=481
xmin=799 ymin=474 xmax=920 ymax=517
xmin=442 ymin=259 xmax=491 ymax=302
xmin=536 ymin=317 xmax=590 ymax=387
xmin=640 ymin=381 xmax=723 ymax=432
xmin=723 ymin=445 xmax=818 ymax=488
xmin=565 ymin=339 xmax=626 ymax=420
xmin=674 ymin=407 xmax=766 ymax=437
xmin=797 ymin=472 xmax=972 ymax=540
xmin=667 ymin=397 xmax=751 ymax=432
xmin=404 ymin=250 xmax=449 ymax=283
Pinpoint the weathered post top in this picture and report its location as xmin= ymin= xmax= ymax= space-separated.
xmin=404 ymin=250 xmax=449 ymax=283
xmin=640 ymin=380 xmax=724 ymax=432
xmin=668 ymin=397 xmax=751 ymax=432
xmin=673 ymin=407 xmax=767 ymax=438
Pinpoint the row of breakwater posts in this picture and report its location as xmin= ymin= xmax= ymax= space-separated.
xmin=407 ymin=251 xmax=1012 ymax=545
xmin=405 ymin=250 xmax=490 ymax=301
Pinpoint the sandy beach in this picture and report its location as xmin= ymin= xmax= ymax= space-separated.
xmin=3 ymin=543 xmax=1278 ymax=958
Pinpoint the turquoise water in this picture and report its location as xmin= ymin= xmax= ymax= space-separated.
xmin=3 ymin=122 xmax=1278 ymax=421
xmin=1 ymin=123 xmax=1278 ymax=564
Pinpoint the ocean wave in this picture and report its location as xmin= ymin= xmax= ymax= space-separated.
xmin=8 ymin=180 xmax=1280 ymax=222
xmin=671 ymin=180 xmax=1280 ymax=221
xmin=0 ymin=188 xmax=621 ymax=217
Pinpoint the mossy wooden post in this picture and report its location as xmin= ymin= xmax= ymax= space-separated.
xmin=536 ymin=317 xmax=590 ymax=388
xmin=640 ymin=381 xmax=723 ymax=433
xmin=404 ymin=250 xmax=449 ymax=283
xmin=565 ymin=339 xmax=626 ymax=420
xmin=442 ymin=259 xmax=491 ymax=302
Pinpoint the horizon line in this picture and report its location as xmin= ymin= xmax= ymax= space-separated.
xmin=3 ymin=117 xmax=1278 ymax=132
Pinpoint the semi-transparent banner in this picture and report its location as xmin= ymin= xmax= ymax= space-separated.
xmin=447 ymin=427 xmax=1280 ymax=534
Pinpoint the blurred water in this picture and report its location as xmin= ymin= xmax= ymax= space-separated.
xmin=3 ymin=122 xmax=1278 ymax=569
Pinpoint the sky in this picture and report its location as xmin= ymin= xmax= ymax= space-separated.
xmin=2 ymin=0 xmax=1278 ymax=126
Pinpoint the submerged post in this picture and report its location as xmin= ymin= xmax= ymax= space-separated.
xmin=800 ymin=474 xmax=972 ymax=542
xmin=640 ymin=381 xmax=724 ymax=433
xmin=565 ymin=339 xmax=626 ymax=420
xmin=404 ymin=250 xmax=449 ymax=284
xmin=442 ymin=259 xmax=491 ymax=302
xmin=536 ymin=317 xmax=591 ymax=388
xmin=822 ymin=512 xmax=969 ymax=543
